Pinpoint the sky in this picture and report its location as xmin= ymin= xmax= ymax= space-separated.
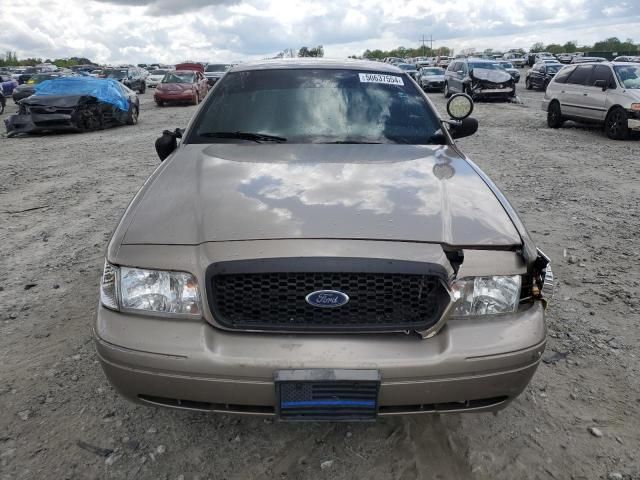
xmin=0 ymin=0 xmax=638 ymax=64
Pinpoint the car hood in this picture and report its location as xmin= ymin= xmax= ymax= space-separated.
xmin=470 ymin=68 xmax=513 ymax=83
xmin=121 ymin=144 xmax=521 ymax=247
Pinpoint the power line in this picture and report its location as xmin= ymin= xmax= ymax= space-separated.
xmin=419 ymin=35 xmax=434 ymax=56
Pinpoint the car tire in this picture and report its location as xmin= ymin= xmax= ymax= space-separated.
xmin=604 ymin=107 xmax=630 ymax=140
xmin=525 ymin=78 xmax=532 ymax=90
xmin=444 ymin=82 xmax=451 ymax=98
xmin=139 ymin=82 xmax=146 ymax=94
xmin=0 ymin=98 xmax=4 ymax=115
xmin=156 ymin=100 xmax=164 ymax=107
xmin=547 ymin=101 xmax=564 ymax=129
xmin=127 ymin=105 xmax=139 ymax=125
xmin=543 ymin=80 xmax=550 ymax=91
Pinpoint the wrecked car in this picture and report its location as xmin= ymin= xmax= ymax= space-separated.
xmin=96 ymin=59 xmax=552 ymax=421
xmin=445 ymin=58 xmax=516 ymax=101
xmin=154 ymin=70 xmax=209 ymax=106
xmin=1 ymin=74 xmax=19 ymax=98
xmin=5 ymin=77 xmax=139 ymax=137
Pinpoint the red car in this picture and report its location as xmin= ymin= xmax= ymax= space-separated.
xmin=154 ymin=70 xmax=209 ymax=106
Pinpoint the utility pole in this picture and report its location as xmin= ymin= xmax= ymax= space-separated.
xmin=419 ymin=35 xmax=434 ymax=56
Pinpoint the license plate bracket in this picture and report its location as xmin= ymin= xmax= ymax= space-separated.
xmin=275 ymin=369 xmax=380 ymax=422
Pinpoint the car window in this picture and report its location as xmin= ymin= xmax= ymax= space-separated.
xmin=589 ymin=65 xmax=615 ymax=88
xmin=190 ymin=68 xmax=441 ymax=145
xmin=566 ymin=65 xmax=593 ymax=85
xmin=553 ymin=66 xmax=575 ymax=84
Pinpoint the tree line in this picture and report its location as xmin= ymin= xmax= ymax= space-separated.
xmin=353 ymin=36 xmax=638 ymax=60
xmin=0 ymin=51 xmax=95 ymax=68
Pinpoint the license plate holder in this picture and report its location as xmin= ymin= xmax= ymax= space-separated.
xmin=275 ymin=369 xmax=380 ymax=422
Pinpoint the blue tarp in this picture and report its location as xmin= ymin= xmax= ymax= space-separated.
xmin=34 ymin=77 xmax=129 ymax=112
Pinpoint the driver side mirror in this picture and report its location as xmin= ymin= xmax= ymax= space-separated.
xmin=155 ymin=128 xmax=184 ymax=162
xmin=593 ymin=79 xmax=607 ymax=91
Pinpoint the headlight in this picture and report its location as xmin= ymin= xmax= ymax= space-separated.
xmin=631 ymin=103 xmax=640 ymax=112
xmin=450 ymin=275 xmax=521 ymax=317
xmin=100 ymin=261 xmax=201 ymax=317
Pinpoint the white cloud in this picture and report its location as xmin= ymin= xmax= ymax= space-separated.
xmin=0 ymin=0 xmax=638 ymax=64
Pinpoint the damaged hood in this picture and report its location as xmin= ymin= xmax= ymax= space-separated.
xmin=121 ymin=144 xmax=521 ymax=247
xmin=470 ymin=68 xmax=513 ymax=83
xmin=20 ymin=94 xmax=93 ymax=108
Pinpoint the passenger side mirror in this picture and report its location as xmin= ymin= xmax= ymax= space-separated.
xmin=593 ymin=79 xmax=607 ymax=91
xmin=155 ymin=128 xmax=183 ymax=162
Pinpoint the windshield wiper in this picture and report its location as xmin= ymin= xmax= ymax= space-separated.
xmin=199 ymin=131 xmax=287 ymax=143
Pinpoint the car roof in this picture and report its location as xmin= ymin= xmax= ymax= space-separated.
xmin=230 ymin=58 xmax=403 ymax=74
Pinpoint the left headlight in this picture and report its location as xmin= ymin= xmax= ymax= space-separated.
xmin=450 ymin=275 xmax=521 ymax=317
xmin=100 ymin=261 xmax=202 ymax=317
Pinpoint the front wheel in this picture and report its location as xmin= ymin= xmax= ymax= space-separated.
xmin=604 ymin=107 xmax=630 ymax=140
xmin=127 ymin=105 xmax=139 ymax=125
xmin=138 ymin=82 xmax=146 ymax=94
xmin=525 ymin=78 xmax=532 ymax=90
xmin=547 ymin=101 xmax=564 ymax=129
xmin=0 ymin=96 xmax=5 ymax=115
xmin=444 ymin=82 xmax=451 ymax=98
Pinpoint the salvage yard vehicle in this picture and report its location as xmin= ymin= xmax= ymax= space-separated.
xmin=96 ymin=59 xmax=553 ymax=421
xmin=154 ymin=70 xmax=209 ymax=106
xmin=103 ymin=67 xmax=146 ymax=94
xmin=1 ymin=74 xmax=18 ymax=99
xmin=418 ymin=66 xmax=446 ymax=91
xmin=543 ymin=62 xmax=640 ymax=140
xmin=570 ymin=56 xmax=606 ymax=64
xmin=146 ymin=69 xmax=168 ymax=88
xmin=445 ymin=58 xmax=516 ymax=101
xmin=204 ymin=63 xmax=231 ymax=86
xmin=525 ymin=62 xmax=562 ymax=91
xmin=5 ymin=77 xmax=139 ymax=137
xmin=396 ymin=63 xmax=419 ymax=80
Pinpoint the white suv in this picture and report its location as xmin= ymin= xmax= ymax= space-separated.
xmin=542 ymin=62 xmax=640 ymax=140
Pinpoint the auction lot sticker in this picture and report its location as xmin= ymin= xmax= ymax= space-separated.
xmin=359 ymin=73 xmax=404 ymax=85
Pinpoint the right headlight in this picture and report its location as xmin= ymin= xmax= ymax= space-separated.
xmin=450 ymin=275 xmax=521 ymax=317
xmin=100 ymin=260 xmax=202 ymax=317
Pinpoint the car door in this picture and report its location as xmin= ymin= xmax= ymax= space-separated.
xmin=561 ymin=65 xmax=594 ymax=119
xmin=582 ymin=65 xmax=615 ymax=121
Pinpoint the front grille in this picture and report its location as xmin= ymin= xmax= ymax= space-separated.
xmin=210 ymin=271 xmax=449 ymax=332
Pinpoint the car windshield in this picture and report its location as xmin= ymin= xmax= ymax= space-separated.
xmin=499 ymin=63 xmax=514 ymax=69
xmin=422 ymin=68 xmax=445 ymax=75
xmin=469 ymin=62 xmax=501 ymax=70
xmin=546 ymin=65 xmax=562 ymax=73
xmin=191 ymin=68 xmax=441 ymax=145
xmin=105 ymin=69 xmax=128 ymax=79
xmin=162 ymin=72 xmax=195 ymax=83
xmin=206 ymin=64 xmax=230 ymax=72
xmin=151 ymin=69 xmax=168 ymax=75
xmin=614 ymin=65 xmax=640 ymax=89
xmin=397 ymin=64 xmax=416 ymax=70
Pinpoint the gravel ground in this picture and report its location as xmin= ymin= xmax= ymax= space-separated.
xmin=1 ymin=74 xmax=639 ymax=480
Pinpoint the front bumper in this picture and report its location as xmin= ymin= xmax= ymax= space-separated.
xmin=154 ymin=91 xmax=193 ymax=102
xmin=628 ymin=111 xmax=640 ymax=130
xmin=95 ymin=302 xmax=546 ymax=416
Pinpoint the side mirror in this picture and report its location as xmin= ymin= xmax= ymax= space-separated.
xmin=449 ymin=117 xmax=479 ymax=139
xmin=593 ymin=79 xmax=607 ymax=91
xmin=155 ymin=128 xmax=183 ymax=162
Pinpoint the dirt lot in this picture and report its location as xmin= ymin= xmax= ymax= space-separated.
xmin=1 ymin=75 xmax=639 ymax=480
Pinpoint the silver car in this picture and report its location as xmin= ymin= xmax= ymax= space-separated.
xmin=543 ymin=62 xmax=640 ymax=140
xmin=417 ymin=66 xmax=446 ymax=91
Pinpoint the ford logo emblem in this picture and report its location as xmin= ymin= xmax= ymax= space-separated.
xmin=305 ymin=290 xmax=349 ymax=308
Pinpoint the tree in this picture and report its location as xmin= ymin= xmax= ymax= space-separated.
xmin=530 ymin=42 xmax=545 ymax=53
xmin=545 ymin=43 xmax=563 ymax=54
xmin=562 ymin=41 xmax=578 ymax=53
xmin=298 ymin=45 xmax=324 ymax=57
